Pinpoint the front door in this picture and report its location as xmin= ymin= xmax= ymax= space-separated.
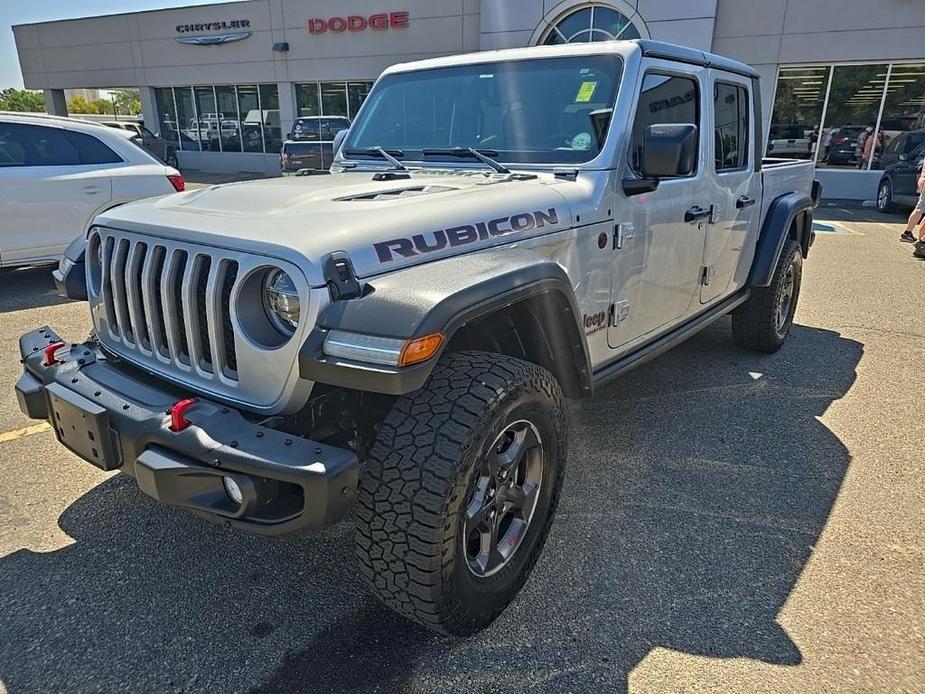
xmin=608 ymin=65 xmax=709 ymax=350
xmin=701 ymin=74 xmax=759 ymax=303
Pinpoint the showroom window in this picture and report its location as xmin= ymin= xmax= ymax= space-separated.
xmin=768 ymin=62 xmax=925 ymax=171
xmin=153 ymin=84 xmax=281 ymax=154
xmin=295 ymin=81 xmax=375 ymax=121
xmin=542 ymin=3 xmax=641 ymax=44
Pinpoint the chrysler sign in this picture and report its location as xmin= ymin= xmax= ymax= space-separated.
xmin=307 ymin=11 xmax=409 ymax=35
xmin=175 ymin=19 xmax=252 ymax=45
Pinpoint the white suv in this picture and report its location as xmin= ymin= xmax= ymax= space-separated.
xmin=0 ymin=112 xmax=184 ymax=268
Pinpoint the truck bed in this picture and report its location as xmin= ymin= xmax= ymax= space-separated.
xmin=760 ymin=158 xmax=817 ymax=225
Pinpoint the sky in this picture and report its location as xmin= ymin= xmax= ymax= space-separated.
xmin=1 ymin=0 xmax=233 ymax=89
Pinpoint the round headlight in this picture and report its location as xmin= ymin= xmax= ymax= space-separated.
xmin=263 ymin=270 xmax=300 ymax=334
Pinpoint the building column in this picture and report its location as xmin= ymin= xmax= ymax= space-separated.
xmin=44 ymin=88 xmax=68 ymax=116
xmin=139 ymin=87 xmax=159 ymax=132
xmin=277 ymin=81 xmax=296 ymax=142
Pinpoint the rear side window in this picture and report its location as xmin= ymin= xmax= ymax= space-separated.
xmin=629 ymin=73 xmax=699 ymax=176
xmin=0 ymin=122 xmax=122 ymax=166
xmin=64 ymin=130 xmax=123 ymax=164
xmin=714 ymin=82 xmax=749 ymax=171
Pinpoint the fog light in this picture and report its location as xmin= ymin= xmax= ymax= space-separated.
xmin=223 ymin=476 xmax=244 ymax=505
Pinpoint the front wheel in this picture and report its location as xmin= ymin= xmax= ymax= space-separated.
xmin=355 ymin=351 xmax=567 ymax=635
xmin=877 ymin=179 xmax=895 ymax=213
xmin=732 ymin=239 xmax=803 ymax=353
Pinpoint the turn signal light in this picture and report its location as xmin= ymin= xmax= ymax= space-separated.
xmin=399 ymin=333 xmax=444 ymax=367
xmin=43 ymin=341 xmax=66 ymax=366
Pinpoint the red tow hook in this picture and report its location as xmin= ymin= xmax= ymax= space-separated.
xmin=43 ymin=341 xmax=66 ymax=366
xmin=169 ymin=398 xmax=198 ymax=432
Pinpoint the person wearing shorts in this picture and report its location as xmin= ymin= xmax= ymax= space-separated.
xmin=900 ymin=164 xmax=925 ymax=243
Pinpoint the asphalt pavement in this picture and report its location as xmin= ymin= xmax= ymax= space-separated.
xmin=0 ymin=203 xmax=922 ymax=693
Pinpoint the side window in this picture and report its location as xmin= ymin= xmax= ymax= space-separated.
xmin=714 ymin=82 xmax=749 ymax=171
xmin=4 ymin=123 xmax=80 ymax=166
xmin=0 ymin=123 xmax=27 ymax=166
xmin=63 ymin=131 xmax=123 ymax=165
xmin=630 ymin=72 xmax=699 ymax=176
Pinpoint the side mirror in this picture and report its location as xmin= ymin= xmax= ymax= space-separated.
xmin=642 ymin=124 xmax=698 ymax=178
xmin=899 ymin=153 xmax=909 ymax=162
xmin=332 ymin=128 xmax=349 ymax=156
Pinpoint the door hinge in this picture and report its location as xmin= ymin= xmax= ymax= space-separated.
xmin=701 ymin=265 xmax=716 ymax=286
xmin=614 ymin=223 xmax=635 ymax=250
xmin=609 ymin=300 xmax=631 ymax=326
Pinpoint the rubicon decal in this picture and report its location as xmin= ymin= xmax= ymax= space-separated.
xmin=373 ymin=209 xmax=559 ymax=263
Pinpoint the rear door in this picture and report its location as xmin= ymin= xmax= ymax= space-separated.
xmin=701 ymin=73 xmax=759 ymax=303
xmin=0 ymin=122 xmax=114 ymax=265
xmin=608 ymin=64 xmax=710 ymax=350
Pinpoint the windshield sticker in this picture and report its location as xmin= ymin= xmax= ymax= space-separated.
xmin=571 ymin=132 xmax=592 ymax=151
xmin=575 ymin=81 xmax=598 ymax=103
xmin=374 ymin=208 xmax=559 ymax=263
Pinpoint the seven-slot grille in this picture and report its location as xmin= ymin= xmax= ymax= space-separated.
xmin=91 ymin=228 xmax=239 ymax=381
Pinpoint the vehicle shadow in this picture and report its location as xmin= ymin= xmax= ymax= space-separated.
xmin=0 ymin=265 xmax=72 ymax=314
xmin=0 ymin=321 xmax=861 ymax=694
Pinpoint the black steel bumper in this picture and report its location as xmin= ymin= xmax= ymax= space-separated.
xmin=15 ymin=326 xmax=358 ymax=536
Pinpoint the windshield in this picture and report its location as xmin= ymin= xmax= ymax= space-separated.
xmin=343 ymin=54 xmax=623 ymax=165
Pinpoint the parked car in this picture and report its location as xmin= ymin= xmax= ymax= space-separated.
xmin=824 ymin=126 xmax=866 ymax=166
xmin=17 ymin=40 xmax=819 ymax=635
xmin=767 ymin=123 xmax=814 ymax=159
xmin=101 ymin=120 xmax=179 ymax=168
xmin=876 ymin=140 xmax=925 ymax=212
xmin=281 ymin=116 xmax=350 ymax=173
xmin=0 ymin=112 xmax=183 ymax=268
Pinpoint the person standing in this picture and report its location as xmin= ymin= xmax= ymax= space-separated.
xmin=901 ymin=162 xmax=925 ymax=243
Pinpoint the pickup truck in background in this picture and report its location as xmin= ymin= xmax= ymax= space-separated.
xmin=16 ymin=40 xmax=819 ymax=635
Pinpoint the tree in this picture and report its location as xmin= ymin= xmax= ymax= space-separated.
xmin=67 ymin=95 xmax=97 ymax=114
xmin=0 ymin=88 xmax=46 ymax=112
xmin=112 ymin=90 xmax=142 ymax=116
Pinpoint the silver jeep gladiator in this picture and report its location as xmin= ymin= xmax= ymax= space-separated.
xmin=17 ymin=40 xmax=819 ymax=635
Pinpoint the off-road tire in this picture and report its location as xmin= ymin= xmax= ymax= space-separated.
xmin=355 ymin=351 xmax=567 ymax=635
xmin=732 ymin=239 xmax=802 ymax=353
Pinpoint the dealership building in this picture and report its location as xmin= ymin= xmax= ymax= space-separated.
xmin=13 ymin=0 xmax=925 ymax=200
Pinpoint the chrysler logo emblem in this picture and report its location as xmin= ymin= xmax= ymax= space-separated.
xmin=176 ymin=31 xmax=252 ymax=45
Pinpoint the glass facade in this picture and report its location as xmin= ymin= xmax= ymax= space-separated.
xmin=295 ymin=81 xmax=375 ymax=120
xmin=768 ymin=62 xmax=925 ymax=172
xmin=153 ymin=84 xmax=281 ymax=154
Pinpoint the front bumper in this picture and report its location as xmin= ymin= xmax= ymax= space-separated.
xmin=15 ymin=326 xmax=358 ymax=536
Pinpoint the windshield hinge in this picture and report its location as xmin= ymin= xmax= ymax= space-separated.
xmin=553 ymin=168 xmax=579 ymax=181
xmin=322 ymin=252 xmax=363 ymax=301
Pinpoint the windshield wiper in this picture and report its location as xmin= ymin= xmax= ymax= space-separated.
xmin=343 ymin=147 xmax=407 ymax=170
xmin=421 ymin=147 xmax=510 ymax=174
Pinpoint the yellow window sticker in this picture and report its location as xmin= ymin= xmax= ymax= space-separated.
xmin=575 ymin=81 xmax=598 ymax=103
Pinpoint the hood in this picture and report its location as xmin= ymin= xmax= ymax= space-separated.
xmin=95 ymin=171 xmax=576 ymax=286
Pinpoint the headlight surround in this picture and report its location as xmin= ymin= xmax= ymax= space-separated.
xmin=263 ymin=269 xmax=300 ymax=334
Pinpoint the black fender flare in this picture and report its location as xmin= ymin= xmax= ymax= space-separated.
xmin=298 ymin=249 xmax=592 ymax=397
xmin=749 ymin=191 xmax=815 ymax=288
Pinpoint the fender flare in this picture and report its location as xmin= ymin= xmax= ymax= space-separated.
xmin=749 ymin=191 xmax=814 ymax=288
xmin=298 ymin=249 xmax=592 ymax=397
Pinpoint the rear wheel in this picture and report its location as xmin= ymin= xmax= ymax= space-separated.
xmin=877 ymin=179 xmax=895 ymax=213
xmin=165 ymin=149 xmax=179 ymax=170
xmin=355 ymin=351 xmax=567 ymax=635
xmin=732 ymin=239 xmax=802 ymax=353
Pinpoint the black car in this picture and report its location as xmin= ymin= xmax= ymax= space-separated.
xmin=824 ymin=126 xmax=866 ymax=166
xmin=280 ymin=116 xmax=350 ymax=174
xmin=876 ymin=137 xmax=925 ymax=213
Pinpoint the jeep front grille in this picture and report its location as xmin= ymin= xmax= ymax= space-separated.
xmin=87 ymin=227 xmax=316 ymax=414
xmin=96 ymin=232 xmax=239 ymax=380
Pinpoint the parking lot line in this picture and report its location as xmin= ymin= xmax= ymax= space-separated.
xmin=0 ymin=421 xmax=51 ymax=444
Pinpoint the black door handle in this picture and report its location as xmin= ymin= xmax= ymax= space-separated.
xmin=685 ymin=205 xmax=713 ymax=223
xmin=736 ymin=195 xmax=756 ymax=209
